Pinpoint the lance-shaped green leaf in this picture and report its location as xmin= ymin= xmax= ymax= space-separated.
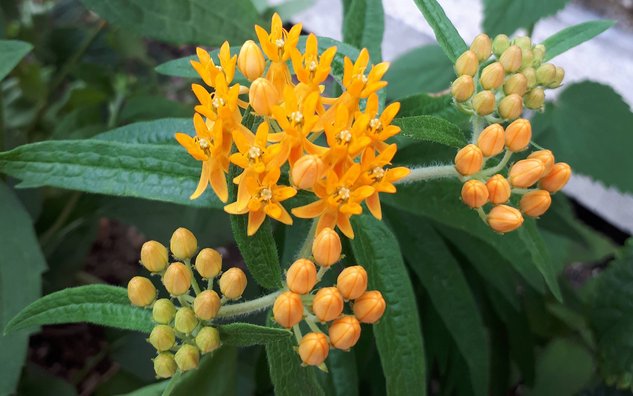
xmin=542 ymin=20 xmax=615 ymax=62
xmin=391 ymin=115 xmax=467 ymax=148
xmin=0 ymin=139 xmax=224 ymax=209
xmin=350 ymin=214 xmax=427 ymax=396
xmin=315 ymin=349 xmax=359 ymax=396
xmin=94 ymin=117 xmax=192 ymax=145
xmin=343 ymin=0 xmax=385 ymax=63
xmin=0 ymin=40 xmax=33 ymax=81
xmin=482 ymin=0 xmax=571 ymax=37
xmin=4 ymin=285 xmax=154 ymax=334
xmin=217 ymin=323 xmax=291 ymax=346
xmin=396 ymin=93 xmax=469 ymax=127
xmin=411 ymin=0 xmax=467 ymax=62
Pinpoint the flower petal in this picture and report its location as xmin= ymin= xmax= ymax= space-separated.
xmin=190 ymin=161 xmax=211 ymax=200
xmin=336 ymin=212 xmax=354 ymax=239
xmin=292 ymin=199 xmax=327 ymax=219
xmin=209 ymin=161 xmax=228 ymax=203
xmin=366 ymin=191 xmax=382 ymax=220
xmin=248 ymin=210 xmax=267 ymax=236
xmin=273 ymin=186 xmax=297 ymax=202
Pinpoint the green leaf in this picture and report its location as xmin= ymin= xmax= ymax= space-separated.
xmin=0 ymin=139 xmax=224 ymax=209
xmin=542 ymin=20 xmax=616 ymax=62
xmin=263 ymin=0 xmax=315 ymax=21
xmin=343 ymin=0 xmax=385 ymax=63
xmin=482 ymin=0 xmax=571 ymax=37
xmin=396 ymin=93 xmax=470 ymax=127
xmin=410 ymin=0 xmax=467 ymax=62
xmin=0 ymin=181 xmax=46 ymax=396
xmin=0 ymin=40 xmax=33 ymax=81
xmin=315 ymin=349 xmax=359 ymax=396
xmin=94 ymin=117 xmax=192 ymax=145
xmin=119 ymin=96 xmax=193 ymax=123
xmin=350 ymin=214 xmax=427 ymax=396
xmin=4 ymin=285 xmax=154 ymax=334
xmin=391 ymin=115 xmax=467 ymax=148
xmin=217 ymin=323 xmax=291 ymax=346
xmin=78 ymin=0 xmax=260 ymax=46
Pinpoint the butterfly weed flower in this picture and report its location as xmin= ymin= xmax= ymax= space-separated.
xmin=190 ymin=42 xmax=237 ymax=88
xmin=291 ymin=33 xmax=337 ymax=107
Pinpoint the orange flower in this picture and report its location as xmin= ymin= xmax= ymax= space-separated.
xmin=292 ymin=163 xmax=375 ymax=239
xmin=291 ymin=33 xmax=337 ymax=109
xmin=175 ymin=114 xmax=229 ymax=202
xmin=225 ymin=167 xmax=296 ymax=236
xmin=356 ymin=93 xmax=401 ymax=153
xmin=322 ymin=104 xmax=372 ymax=175
xmin=190 ymin=42 xmax=237 ymax=88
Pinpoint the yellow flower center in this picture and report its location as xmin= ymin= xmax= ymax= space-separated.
xmin=336 ymin=130 xmax=352 ymax=145
xmin=199 ymin=138 xmax=211 ymax=151
xmin=334 ymin=187 xmax=350 ymax=204
xmin=259 ymin=188 xmax=273 ymax=201
xmin=308 ymin=61 xmax=317 ymax=71
xmin=369 ymin=167 xmax=385 ymax=183
xmin=275 ymin=39 xmax=285 ymax=48
xmin=212 ymin=97 xmax=226 ymax=112
xmin=369 ymin=118 xmax=383 ymax=133
xmin=290 ymin=111 xmax=304 ymax=128
xmin=247 ymin=146 xmax=262 ymax=163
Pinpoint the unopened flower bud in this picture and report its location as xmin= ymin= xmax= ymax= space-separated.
xmin=451 ymin=75 xmax=475 ymax=102
xmin=498 ymin=94 xmax=523 ymax=120
xmin=195 ymin=248 xmax=222 ymax=279
xmin=477 ymin=124 xmax=505 ymax=157
xmin=128 ymin=276 xmax=156 ymax=307
xmin=329 ymin=316 xmax=361 ymax=350
xmin=273 ymin=292 xmax=304 ymax=328
xmin=539 ymin=163 xmax=571 ymax=193
xmin=140 ymin=241 xmax=169 ymax=272
xmin=548 ymin=67 xmax=565 ymax=89
xmin=149 ymin=325 xmax=176 ymax=352
xmin=249 ymin=77 xmax=279 ymax=116
xmin=454 ymin=144 xmax=483 ymax=176
xmin=195 ymin=326 xmax=221 ymax=354
xmin=353 ymin=291 xmax=386 ymax=324
xmin=175 ymin=344 xmax=200 ymax=372
xmin=286 ymin=259 xmax=317 ymax=295
xmin=472 ymin=91 xmax=495 ymax=116
xmin=337 ymin=266 xmax=368 ymax=300
xmin=519 ymin=190 xmax=552 ymax=218
xmin=488 ymin=205 xmax=524 ymax=233
xmin=298 ymin=332 xmax=329 ymax=366
xmin=312 ymin=228 xmax=342 ymax=267
xmin=492 ymin=34 xmax=510 ymax=58
xmin=480 ymin=62 xmax=505 ymax=90
xmin=486 ymin=174 xmax=512 ymax=204
xmin=521 ymin=49 xmax=534 ymax=70
xmin=291 ymin=154 xmax=326 ymax=190
xmin=154 ymin=352 xmax=177 ymax=378
xmin=312 ymin=287 xmax=344 ymax=322
xmin=461 ymin=180 xmax=489 ymax=208
xmin=454 ymin=50 xmax=479 ymax=77
xmin=512 ymin=36 xmax=532 ymax=51
xmin=536 ymin=63 xmax=556 ymax=86
xmin=499 ymin=45 xmax=522 ymax=73
xmin=532 ymin=46 xmax=545 ymax=67
xmin=170 ymin=228 xmax=197 ymax=260
xmin=503 ymin=73 xmax=527 ymax=97
xmin=523 ymin=88 xmax=545 ymax=110
xmin=193 ymin=290 xmax=221 ymax=320
xmin=505 ymin=119 xmax=532 ymax=152
xmin=470 ymin=34 xmax=492 ymax=61
xmin=219 ymin=267 xmax=247 ymax=299
xmin=163 ymin=262 xmax=192 ymax=296
xmin=175 ymin=307 xmax=199 ymax=334
xmin=238 ymin=40 xmax=266 ymax=82
xmin=521 ymin=67 xmax=537 ymax=89
xmin=153 ymin=299 xmax=177 ymax=324
xmin=509 ymin=159 xmax=545 ymax=188
xmin=528 ymin=149 xmax=555 ymax=177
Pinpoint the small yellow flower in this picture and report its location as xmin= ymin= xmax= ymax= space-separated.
xmin=190 ymin=42 xmax=237 ymax=88
xmin=322 ymin=104 xmax=372 ymax=175
xmin=291 ymin=33 xmax=337 ymax=107
xmin=356 ymin=93 xmax=401 ymax=153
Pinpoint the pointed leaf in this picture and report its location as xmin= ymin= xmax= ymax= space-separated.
xmin=391 ymin=115 xmax=467 ymax=148
xmin=411 ymin=0 xmax=467 ymax=62
xmin=343 ymin=0 xmax=385 ymax=63
xmin=217 ymin=323 xmax=291 ymax=346
xmin=93 ymin=118 xmax=192 ymax=145
xmin=0 ymin=40 xmax=33 ymax=81
xmin=396 ymin=93 xmax=469 ymax=126
xmin=542 ymin=20 xmax=615 ymax=62
xmin=483 ymin=0 xmax=571 ymax=37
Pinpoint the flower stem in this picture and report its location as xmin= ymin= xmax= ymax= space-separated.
xmin=477 ymin=207 xmax=488 ymax=224
xmin=183 ymin=259 xmax=201 ymax=295
xmin=161 ymin=370 xmax=182 ymax=396
xmin=316 ymin=266 xmax=329 ymax=282
xmin=471 ymin=115 xmax=487 ymax=144
xmin=215 ymin=290 xmax=283 ymax=318
xmin=292 ymin=324 xmax=303 ymax=344
xmin=297 ymin=219 xmax=318 ymax=261
xmin=511 ymin=188 xmax=534 ymax=195
xmin=479 ymin=149 xmax=513 ymax=177
xmin=395 ymin=165 xmax=460 ymax=185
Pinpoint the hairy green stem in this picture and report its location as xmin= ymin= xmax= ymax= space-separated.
xmin=479 ymin=149 xmax=513 ymax=177
xmin=297 ymin=219 xmax=318 ymax=260
xmin=476 ymin=207 xmax=488 ymax=224
xmin=511 ymin=188 xmax=534 ymax=195
xmin=293 ymin=324 xmax=303 ymax=344
xmin=215 ymin=290 xmax=283 ymax=318
xmin=183 ymin=258 xmax=201 ymax=295
xmin=316 ymin=266 xmax=329 ymax=282
xmin=470 ymin=115 xmax=487 ymax=144
xmin=395 ymin=165 xmax=460 ymax=185
xmin=162 ymin=370 xmax=182 ymax=396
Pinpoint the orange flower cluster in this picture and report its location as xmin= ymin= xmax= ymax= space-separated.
xmin=176 ymin=13 xmax=409 ymax=239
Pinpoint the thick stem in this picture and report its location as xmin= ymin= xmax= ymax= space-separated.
xmin=470 ymin=115 xmax=487 ymax=144
xmin=292 ymin=324 xmax=303 ymax=344
xmin=161 ymin=370 xmax=182 ymax=396
xmin=215 ymin=290 xmax=283 ymax=318
xmin=395 ymin=165 xmax=460 ymax=185
xmin=476 ymin=207 xmax=488 ymax=224
xmin=297 ymin=219 xmax=318 ymax=261
xmin=479 ymin=150 xmax=513 ymax=177
xmin=316 ymin=266 xmax=329 ymax=282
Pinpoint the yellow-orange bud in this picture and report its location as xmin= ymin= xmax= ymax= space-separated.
xmin=454 ymin=144 xmax=483 ymax=176
xmin=291 ymin=154 xmax=327 ymax=190
xmin=461 ymin=180 xmax=489 ymax=208
xmin=499 ymin=45 xmax=522 ymax=73
xmin=273 ymin=291 xmax=304 ymax=329
xmin=470 ymin=34 xmax=492 ymax=61
xmin=548 ymin=66 xmax=565 ymax=89
xmin=508 ymin=159 xmax=545 ymax=188
xmin=532 ymin=46 xmax=545 ymax=67
xmin=249 ymin=77 xmax=279 ymax=116
xmin=519 ymin=190 xmax=552 ymax=218
xmin=149 ymin=325 xmax=175 ymax=352
xmin=492 ymin=34 xmax=510 ymax=58
xmin=154 ymin=352 xmax=177 ymax=378
xmin=175 ymin=307 xmax=199 ymax=334
xmin=477 ymin=124 xmax=505 ymax=157
xmin=175 ymin=344 xmax=200 ymax=372
xmin=523 ymin=88 xmax=545 ymax=110
xmin=312 ymin=228 xmax=342 ymax=267
xmin=353 ymin=291 xmax=386 ymax=324
xmin=286 ymin=259 xmax=317 ymax=295
xmin=195 ymin=326 xmax=221 ymax=354
xmin=219 ymin=267 xmax=247 ymax=299
xmin=298 ymin=332 xmax=329 ymax=366
xmin=480 ymin=62 xmax=505 ymax=90
xmin=128 ymin=276 xmax=156 ymax=307
xmin=329 ymin=316 xmax=361 ymax=350
xmin=536 ymin=63 xmax=556 ymax=86
xmin=487 ymin=205 xmax=524 ymax=233
xmin=504 ymin=119 xmax=532 ymax=152
xmin=238 ymin=40 xmax=266 ymax=82
xmin=140 ymin=241 xmax=169 ymax=272
xmin=195 ymin=248 xmax=222 ymax=279
xmin=152 ymin=298 xmax=176 ymax=324
xmin=193 ymin=290 xmax=221 ymax=320
xmin=472 ymin=91 xmax=495 ymax=116
xmin=337 ymin=266 xmax=368 ymax=300
xmin=312 ymin=287 xmax=344 ymax=322
xmin=512 ymin=36 xmax=532 ymax=51
xmin=487 ymin=174 xmax=512 ymax=205
xmin=498 ymin=94 xmax=523 ymax=120
xmin=454 ymin=50 xmax=479 ymax=77
xmin=163 ymin=262 xmax=192 ymax=296
xmin=528 ymin=149 xmax=555 ymax=177
xmin=451 ymin=75 xmax=475 ymax=102
xmin=521 ymin=49 xmax=534 ymax=70
xmin=539 ymin=163 xmax=571 ymax=193
xmin=503 ymin=73 xmax=527 ymax=97
xmin=170 ymin=228 xmax=197 ymax=260
xmin=521 ymin=67 xmax=537 ymax=89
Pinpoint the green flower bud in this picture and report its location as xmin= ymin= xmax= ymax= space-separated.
xmin=504 ymin=73 xmax=527 ymax=97
xmin=532 ymin=46 xmax=545 ymax=67
xmin=175 ymin=344 xmax=200 ymax=372
xmin=520 ymin=67 xmax=537 ymax=89
xmin=521 ymin=49 xmax=534 ymax=70
xmin=523 ymin=88 xmax=545 ymax=110
xmin=499 ymin=45 xmax=522 ymax=73
xmin=536 ymin=63 xmax=556 ymax=86
xmin=480 ymin=62 xmax=505 ymax=90
xmin=511 ymin=36 xmax=532 ymax=51
xmin=470 ymin=34 xmax=492 ymax=61
xmin=534 ymin=44 xmax=546 ymax=57
xmin=472 ymin=91 xmax=495 ymax=116
xmin=195 ymin=326 xmax=221 ymax=354
xmin=175 ymin=307 xmax=199 ymax=334
xmin=492 ymin=34 xmax=510 ymax=58
xmin=454 ymin=50 xmax=479 ymax=77
xmin=154 ymin=352 xmax=178 ymax=378
xmin=140 ymin=241 xmax=169 ymax=273
xmin=498 ymin=94 xmax=523 ymax=120
xmin=149 ymin=325 xmax=176 ymax=352
xmin=450 ymin=75 xmax=475 ymax=102
xmin=547 ymin=66 xmax=565 ymax=89
xmin=152 ymin=299 xmax=177 ymax=324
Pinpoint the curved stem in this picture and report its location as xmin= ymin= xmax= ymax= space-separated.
xmin=215 ymin=290 xmax=283 ymax=318
xmin=297 ymin=219 xmax=318 ymax=261
xmin=395 ymin=165 xmax=460 ymax=185
xmin=479 ymin=150 xmax=513 ymax=177
xmin=511 ymin=188 xmax=534 ymax=195
xmin=470 ymin=115 xmax=487 ymax=144
xmin=161 ymin=370 xmax=182 ymax=396
xmin=183 ymin=258 xmax=201 ymax=295
xmin=292 ymin=323 xmax=303 ymax=344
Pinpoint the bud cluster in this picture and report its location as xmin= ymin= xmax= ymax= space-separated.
xmin=273 ymin=228 xmax=386 ymax=371
xmin=127 ymin=227 xmax=249 ymax=378
xmin=451 ymin=34 xmax=565 ymax=121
